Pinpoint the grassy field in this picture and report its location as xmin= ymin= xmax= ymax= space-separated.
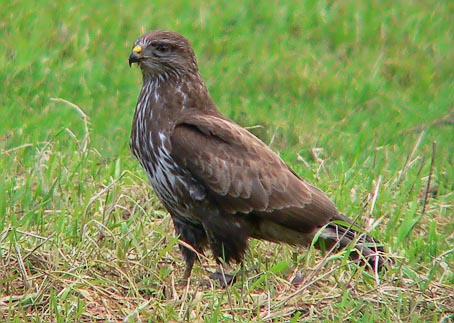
xmin=1 ymin=0 xmax=453 ymax=322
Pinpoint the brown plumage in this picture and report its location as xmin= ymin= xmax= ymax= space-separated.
xmin=128 ymin=30 xmax=384 ymax=281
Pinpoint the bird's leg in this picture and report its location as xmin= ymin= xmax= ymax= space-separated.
xmin=172 ymin=216 xmax=208 ymax=283
xmin=181 ymin=246 xmax=197 ymax=282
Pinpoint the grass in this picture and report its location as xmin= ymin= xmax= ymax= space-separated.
xmin=1 ymin=0 xmax=453 ymax=322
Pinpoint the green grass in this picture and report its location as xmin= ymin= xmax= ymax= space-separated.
xmin=1 ymin=0 xmax=453 ymax=322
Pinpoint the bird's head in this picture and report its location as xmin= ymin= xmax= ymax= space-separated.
xmin=129 ymin=30 xmax=199 ymax=80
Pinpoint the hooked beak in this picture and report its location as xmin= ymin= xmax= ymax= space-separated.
xmin=128 ymin=53 xmax=140 ymax=67
xmin=128 ymin=45 xmax=143 ymax=67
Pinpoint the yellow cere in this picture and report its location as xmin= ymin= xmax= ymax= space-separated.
xmin=132 ymin=45 xmax=142 ymax=54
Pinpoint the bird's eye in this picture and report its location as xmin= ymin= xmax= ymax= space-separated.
xmin=155 ymin=44 xmax=170 ymax=53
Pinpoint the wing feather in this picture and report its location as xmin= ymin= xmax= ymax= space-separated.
xmin=171 ymin=115 xmax=319 ymax=212
xmin=171 ymin=114 xmax=341 ymax=232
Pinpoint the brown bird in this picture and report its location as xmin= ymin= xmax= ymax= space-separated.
xmin=128 ymin=30 xmax=384 ymax=283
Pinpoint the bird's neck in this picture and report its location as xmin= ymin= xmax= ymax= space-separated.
xmin=139 ymin=73 xmax=219 ymax=119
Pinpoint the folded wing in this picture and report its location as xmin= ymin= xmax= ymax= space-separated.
xmin=170 ymin=114 xmax=340 ymax=230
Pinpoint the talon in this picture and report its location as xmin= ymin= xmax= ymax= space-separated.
xmin=209 ymin=271 xmax=236 ymax=287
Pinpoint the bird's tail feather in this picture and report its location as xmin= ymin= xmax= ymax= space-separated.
xmin=319 ymin=218 xmax=385 ymax=271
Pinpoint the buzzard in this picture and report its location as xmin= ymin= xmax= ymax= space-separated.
xmin=128 ymin=30 xmax=384 ymax=283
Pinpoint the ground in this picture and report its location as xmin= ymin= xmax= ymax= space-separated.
xmin=1 ymin=0 xmax=453 ymax=322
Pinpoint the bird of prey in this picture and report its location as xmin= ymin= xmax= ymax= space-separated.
xmin=128 ymin=30 xmax=384 ymax=284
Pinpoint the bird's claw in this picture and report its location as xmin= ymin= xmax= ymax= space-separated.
xmin=209 ymin=271 xmax=236 ymax=287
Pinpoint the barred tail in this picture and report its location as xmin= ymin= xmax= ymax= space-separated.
xmin=320 ymin=215 xmax=385 ymax=271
